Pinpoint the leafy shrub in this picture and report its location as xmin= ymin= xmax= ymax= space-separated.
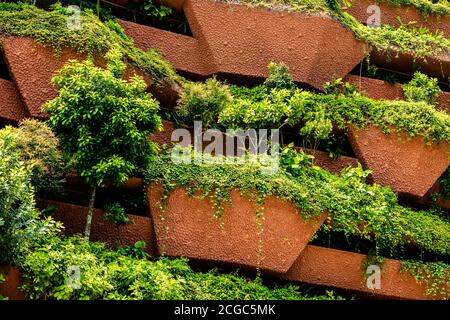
xmin=2 ymin=120 xmax=65 ymax=196
xmin=403 ymin=71 xmax=441 ymax=105
xmin=20 ymin=236 xmax=339 ymax=300
xmin=0 ymin=129 xmax=61 ymax=265
xmin=263 ymin=62 xmax=295 ymax=92
xmin=323 ymin=77 xmax=358 ymax=96
xmin=177 ymin=77 xmax=232 ymax=128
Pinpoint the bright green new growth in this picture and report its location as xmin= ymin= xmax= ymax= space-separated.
xmin=145 ymin=148 xmax=450 ymax=259
xmin=20 ymin=236 xmax=340 ymax=300
xmin=403 ymin=71 xmax=442 ymax=105
xmin=376 ymin=0 xmax=450 ymax=17
xmin=0 ymin=3 xmax=179 ymax=84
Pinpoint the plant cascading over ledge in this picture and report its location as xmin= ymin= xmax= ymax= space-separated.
xmin=44 ymin=48 xmax=162 ymax=240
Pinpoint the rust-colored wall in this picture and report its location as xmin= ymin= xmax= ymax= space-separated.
xmin=37 ymin=200 xmax=156 ymax=255
xmin=348 ymin=125 xmax=450 ymax=197
xmin=0 ymin=79 xmax=28 ymax=123
xmin=370 ymin=49 xmax=450 ymax=84
xmin=344 ymin=0 xmax=450 ymax=38
xmin=281 ymin=245 xmax=431 ymax=300
xmin=0 ymin=266 xmax=25 ymax=300
xmin=148 ymin=183 xmax=327 ymax=273
xmin=298 ymin=147 xmax=359 ymax=174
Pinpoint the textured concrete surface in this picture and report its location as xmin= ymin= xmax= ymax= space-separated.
xmin=0 ymin=79 xmax=28 ymax=123
xmin=348 ymin=125 xmax=450 ymax=197
xmin=148 ymin=183 xmax=327 ymax=273
xmin=281 ymin=245 xmax=431 ymax=300
xmin=0 ymin=266 xmax=25 ymax=300
xmin=344 ymin=0 xmax=450 ymax=38
xmin=299 ymin=147 xmax=359 ymax=174
xmin=37 ymin=199 xmax=156 ymax=254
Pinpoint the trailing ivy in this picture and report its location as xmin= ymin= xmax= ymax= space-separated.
xmin=400 ymin=260 xmax=450 ymax=298
xmin=20 ymin=236 xmax=340 ymax=300
xmin=0 ymin=3 xmax=180 ymax=84
xmin=144 ymin=148 xmax=450 ymax=259
xmin=219 ymin=83 xmax=450 ymax=145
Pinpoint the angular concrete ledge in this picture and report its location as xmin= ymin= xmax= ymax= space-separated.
xmin=280 ymin=245 xmax=432 ymax=300
xmin=0 ymin=266 xmax=25 ymax=300
xmin=148 ymin=183 xmax=327 ymax=273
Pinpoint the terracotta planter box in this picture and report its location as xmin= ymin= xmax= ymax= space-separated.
xmin=280 ymin=245 xmax=433 ymax=300
xmin=2 ymin=37 xmax=179 ymax=118
xmin=347 ymin=125 xmax=450 ymax=197
xmin=37 ymin=200 xmax=156 ymax=254
xmin=0 ymin=266 xmax=25 ymax=300
xmin=0 ymin=79 xmax=28 ymax=125
xmin=65 ymin=173 xmax=144 ymax=194
xmin=343 ymin=0 xmax=450 ymax=38
xmin=122 ymin=0 xmax=366 ymax=90
xmin=148 ymin=183 xmax=327 ymax=273
xmin=345 ymin=75 xmax=450 ymax=113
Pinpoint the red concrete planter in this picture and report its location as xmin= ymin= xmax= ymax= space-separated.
xmin=345 ymin=75 xmax=450 ymax=112
xmin=37 ymin=200 xmax=156 ymax=254
xmin=2 ymin=37 xmax=179 ymax=118
xmin=148 ymin=183 xmax=327 ymax=273
xmin=122 ymin=0 xmax=367 ymax=90
xmin=280 ymin=245 xmax=433 ymax=300
xmin=347 ymin=125 xmax=450 ymax=197
xmin=0 ymin=79 xmax=28 ymax=124
xmin=343 ymin=0 xmax=450 ymax=38
xmin=0 ymin=266 xmax=25 ymax=300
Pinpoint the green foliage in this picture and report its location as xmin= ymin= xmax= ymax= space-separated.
xmin=0 ymin=129 xmax=61 ymax=265
xmin=143 ymin=0 xmax=173 ymax=19
xmin=219 ymin=83 xmax=450 ymax=145
xmin=377 ymin=0 xmax=450 ymax=18
xmin=115 ymin=241 xmax=147 ymax=259
xmin=0 ymin=273 xmax=5 ymax=300
xmin=20 ymin=236 xmax=339 ymax=300
xmin=145 ymin=148 xmax=450 ymax=259
xmin=263 ymin=62 xmax=295 ymax=92
xmin=401 ymin=260 xmax=450 ymax=298
xmin=0 ymin=3 xmax=179 ymax=84
xmin=439 ymin=168 xmax=450 ymax=199
xmin=177 ymin=77 xmax=233 ymax=128
xmin=104 ymin=202 xmax=131 ymax=226
xmin=403 ymin=71 xmax=441 ymax=105
xmin=2 ymin=120 xmax=65 ymax=196
xmin=44 ymin=49 xmax=162 ymax=188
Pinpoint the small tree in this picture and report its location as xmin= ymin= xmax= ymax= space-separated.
xmin=45 ymin=48 xmax=162 ymax=240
